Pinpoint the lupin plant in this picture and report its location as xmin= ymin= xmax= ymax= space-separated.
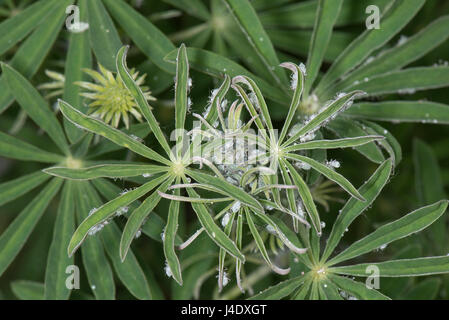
xmin=1 ymin=0 xmax=449 ymax=301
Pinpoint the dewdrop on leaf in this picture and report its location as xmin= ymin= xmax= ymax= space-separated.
xmin=326 ymin=159 xmax=341 ymax=169
xmin=266 ymin=225 xmax=276 ymax=235
xmin=231 ymin=201 xmax=241 ymax=213
xmin=164 ymin=262 xmax=173 ymax=278
xmin=221 ymin=212 xmax=231 ymax=227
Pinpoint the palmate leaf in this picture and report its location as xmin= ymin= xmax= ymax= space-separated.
xmin=314 ymin=0 xmax=425 ymax=96
xmin=44 ymin=164 xmax=168 ymax=180
xmin=283 ymin=159 xmax=321 ymax=236
xmin=174 ymin=44 xmax=189 ymax=159
xmin=278 ymin=62 xmax=305 ymax=144
xmin=0 ymin=0 xmax=72 ymax=113
xmin=328 ymin=274 xmax=390 ymax=300
xmin=0 ymin=131 xmax=64 ymax=163
xmin=259 ymin=0 xmax=391 ymax=28
xmin=185 ymin=187 xmax=245 ymax=263
xmin=0 ymin=178 xmax=63 ymax=277
xmin=44 ymin=181 xmax=75 ymax=300
xmin=0 ymin=0 xmax=58 ymax=55
xmin=245 ymin=208 xmax=289 ymax=275
xmin=63 ymin=0 xmax=92 ymax=144
xmin=81 ymin=182 xmax=153 ymax=300
xmin=304 ymin=0 xmax=343 ymax=95
xmin=326 ymin=118 xmax=385 ymax=164
xmin=186 ymin=169 xmax=264 ymax=214
xmin=221 ymin=0 xmax=287 ymax=88
xmin=248 ymin=275 xmax=305 ymax=300
xmin=328 ymin=200 xmax=449 ymax=266
xmin=163 ymin=177 xmax=183 ymax=286
xmin=331 ymin=256 xmax=449 ymax=277
xmin=58 ymin=100 xmax=170 ymax=165
xmin=2 ymin=63 xmax=69 ymax=155
xmin=322 ymin=159 xmax=393 ymax=262
xmin=91 ymin=178 xmax=182 ymax=246
xmin=346 ymin=101 xmax=449 ymax=125
xmin=0 ymin=171 xmax=51 ymax=207
xmin=284 ymin=136 xmax=384 ymax=152
xmin=283 ymin=91 xmax=364 ymax=147
xmin=117 ymin=46 xmax=173 ymax=158
xmin=328 ymin=15 xmax=449 ymax=97
xmin=104 ymin=0 xmax=175 ymax=74
xmin=74 ymin=182 xmax=115 ymax=300
xmin=285 ymin=153 xmax=364 ymax=201
xmin=120 ymin=177 xmax=175 ymax=261
xmin=164 ymin=47 xmax=288 ymax=104
xmin=360 ymin=121 xmax=402 ymax=167
xmin=67 ymin=173 xmax=170 ymax=257
xmin=346 ymin=67 xmax=449 ymax=97
xmin=86 ymin=0 xmax=122 ymax=71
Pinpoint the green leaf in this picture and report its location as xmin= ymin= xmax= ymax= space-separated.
xmin=86 ymin=0 xmax=122 ymax=71
xmin=326 ymin=118 xmax=385 ymax=164
xmin=104 ymin=0 xmax=175 ymax=74
xmin=283 ymin=91 xmax=364 ymax=147
xmin=328 ymin=274 xmax=390 ymax=300
xmin=346 ymin=67 xmax=449 ymax=97
xmin=285 ymin=153 xmax=364 ymax=201
xmin=44 ymin=164 xmax=168 ymax=180
xmin=304 ymin=0 xmax=343 ymax=95
xmin=331 ymin=256 xmax=449 ymax=277
xmin=283 ymin=159 xmax=321 ymax=236
xmin=58 ymin=99 xmax=170 ymax=165
xmin=2 ymin=63 xmax=69 ymax=154
xmin=259 ymin=0 xmax=391 ymax=28
xmin=315 ymin=0 xmax=425 ymax=95
xmin=285 ymin=136 xmax=384 ymax=152
xmin=174 ymin=44 xmax=189 ymax=158
xmin=278 ymin=62 xmax=305 ymax=144
xmin=63 ymin=0 xmax=92 ymax=143
xmin=162 ymin=0 xmax=210 ymax=20
xmin=268 ymin=29 xmax=355 ymax=64
xmin=0 ymin=0 xmax=58 ymax=55
xmin=403 ymin=278 xmax=441 ymax=300
xmin=0 ymin=171 xmax=51 ymax=207
xmin=187 ymin=169 xmax=264 ymax=214
xmin=328 ymin=15 xmax=449 ymax=97
xmin=120 ymin=177 xmax=174 ymax=261
xmin=101 ymin=222 xmax=152 ymax=300
xmin=74 ymin=182 xmax=115 ymax=300
xmin=346 ymin=101 xmax=449 ymax=125
xmin=185 ymin=187 xmax=245 ymax=263
xmin=322 ymin=159 xmax=393 ymax=262
xmin=360 ymin=121 xmax=402 ymax=166
xmin=163 ymin=178 xmax=183 ymax=285
xmin=11 ymin=281 xmax=44 ymax=300
xmin=0 ymin=0 xmax=72 ymax=113
xmin=414 ymin=139 xmax=448 ymax=253
xmin=328 ymin=201 xmax=449 ymax=266
xmin=67 ymin=173 xmax=169 ymax=257
xmin=0 ymin=178 xmax=62 ymax=277
xmin=44 ymin=181 xmax=75 ymax=300
xmin=0 ymin=131 xmax=63 ymax=163
xmin=164 ymin=47 xmax=288 ymax=104
xmin=91 ymin=178 xmax=182 ymax=245
xmin=222 ymin=0 xmax=287 ymax=87
xmin=245 ymin=208 xmax=289 ymax=275
xmin=116 ymin=46 xmax=173 ymax=158
xmin=248 ymin=275 xmax=305 ymax=300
